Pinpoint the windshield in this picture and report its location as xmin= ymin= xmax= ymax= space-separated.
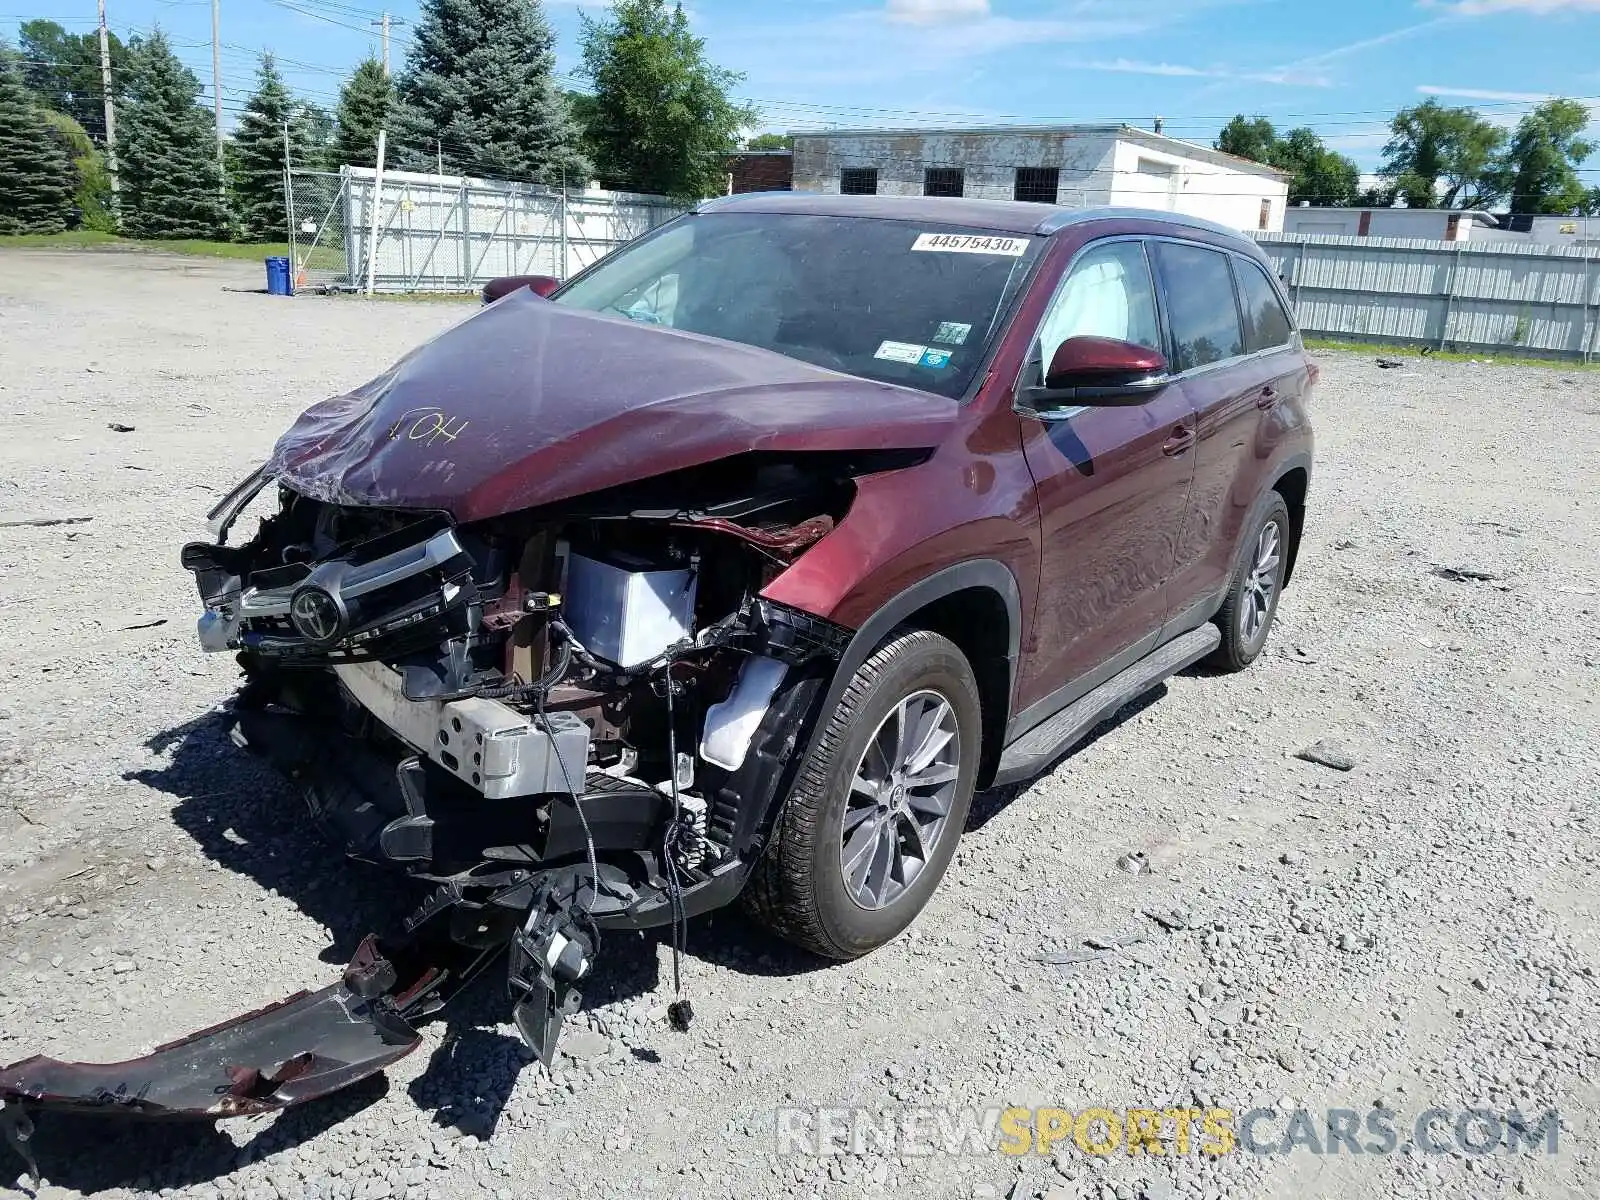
xmin=552 ymin=212 xmax=1042 ymax=399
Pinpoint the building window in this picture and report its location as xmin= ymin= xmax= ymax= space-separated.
xmin=924 ymin=168 xmax=964 ymax=198
xmin=1259 ymin=198 xmax=1272 ymax=231
xmin=1014 ymin=167 xmax=1059 ymax=204
xmin=840 ymin=167 xmax=878 ymax=196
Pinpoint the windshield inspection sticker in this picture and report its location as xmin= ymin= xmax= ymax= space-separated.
xmin=932 ymin=321 xmax=972 ymax=346
xmin=875 ymin=340 xmax=929 ymax=364
xmin=919 ymin=349 xmax=952 ymax=369
xmin=912 ymin=233 xmax=1028 ymax=256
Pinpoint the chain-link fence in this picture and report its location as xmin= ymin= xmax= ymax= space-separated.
xmin=286 ymin=166 xmax=686 ymax=294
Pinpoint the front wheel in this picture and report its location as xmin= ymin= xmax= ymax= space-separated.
xmin=745 ymin=629 xmax=981 ymax=960
xmin=1208 ymin=491 xmax=1292 ymax=672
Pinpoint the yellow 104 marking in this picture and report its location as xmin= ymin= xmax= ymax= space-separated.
xmin=387 ymin=407 xmax=470 ymax=447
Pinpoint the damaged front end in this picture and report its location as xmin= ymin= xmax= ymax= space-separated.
xmin=192 ymin=452 xmax=876 ymax=1052
xmin=1 ymin=452 xmax=887 ymax=1147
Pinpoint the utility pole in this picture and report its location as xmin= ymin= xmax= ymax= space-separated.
xmin=372 ymin=12 xmax=405 ymax=76
xmin=211 ymin=0 xmax=224 ymax=181
xmin=96 ymin=0 xmax=118 ymax=202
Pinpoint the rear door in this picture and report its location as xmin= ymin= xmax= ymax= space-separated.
xmin=1151 ymin=240 xmax=1267 ymax=627
xmin=1015 ymin=238 xmax=1198 ymax=719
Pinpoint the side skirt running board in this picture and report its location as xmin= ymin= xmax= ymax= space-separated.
xmin=992 ymin=625 xmax=1220 ymax=787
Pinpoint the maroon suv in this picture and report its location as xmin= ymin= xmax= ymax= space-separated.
xmin=0 ymin=195 xmax=1315 ymax=1113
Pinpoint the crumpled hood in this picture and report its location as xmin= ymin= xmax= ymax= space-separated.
xmin=266 ymin=290 xmax=957 ymax=523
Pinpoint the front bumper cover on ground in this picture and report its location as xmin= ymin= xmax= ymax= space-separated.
xmin=0 ymin=937 xmax=426 ymax=1122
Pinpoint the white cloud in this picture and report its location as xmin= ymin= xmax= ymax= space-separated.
xmin=1423 ymin=0 xmax=1600 ymax=13
xmin=1074 ymin=57 xmax=1332 ymax=86
xmin=1417 ymin=84 xmax=1554 ymax=101
xmin=885 ymin=0 xmax=992 ymax=24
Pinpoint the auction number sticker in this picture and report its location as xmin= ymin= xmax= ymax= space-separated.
xmin=912 ymin=233 xmax=1028 ymax=256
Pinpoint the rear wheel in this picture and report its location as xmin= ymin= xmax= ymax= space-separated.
xmin=1208 ymin=492 xmax=1291 ymax=672
xmin=745 ymin=629 xmax=980 ymax=959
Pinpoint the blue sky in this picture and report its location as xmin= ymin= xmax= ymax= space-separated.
xmin=10 ymin=0 xmax=1600 ymax=172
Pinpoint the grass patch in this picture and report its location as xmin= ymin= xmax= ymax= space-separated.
xmin=316 ymin=289 xmax=479 ymax=304
xmin=1305 ymin=337 xmax=1599 ymax=371
xmin=0 ymin=230 xmax=342 ymax=269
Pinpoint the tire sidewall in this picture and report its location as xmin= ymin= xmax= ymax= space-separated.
xmin=1231 ymin=493 xmax=1291 ymax=661
xmin=805 ymin=639 xmax=981 ymax=956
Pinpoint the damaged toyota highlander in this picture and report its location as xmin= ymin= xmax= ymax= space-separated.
xmin=0 ymin=194 xmax=1314 ymax=1132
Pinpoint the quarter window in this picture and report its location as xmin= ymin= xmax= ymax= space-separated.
xmin=1036 ymin=241 xmax=1162 ymax=371
xmin=1151 ymin=242 xmax=1244 ymax=371
xmin=1234 ymin=257 xmax=1294 ymax=352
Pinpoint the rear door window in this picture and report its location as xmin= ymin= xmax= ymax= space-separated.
xmin=1234 ymin=257 xmax=1295 ymax=353
xmin=1151 ymin=242 xmax=1244 ymax=372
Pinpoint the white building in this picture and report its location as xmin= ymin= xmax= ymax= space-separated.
xmin=790 ymin=124 xmax=1291 ymax=233
xmin=1281 ymin=206 xmax=1499 ymax=242
xmin=1474 ymin=213 xmax=1600 ymax=250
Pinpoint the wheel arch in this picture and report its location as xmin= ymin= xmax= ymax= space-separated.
xmin=1269 ymin=454 xmax=1312 ymax=586
xmin=819 ymin=561 xmax=1021 ymax=791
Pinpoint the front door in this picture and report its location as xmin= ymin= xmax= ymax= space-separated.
xmin=1016 ymin=237 xmax=1197 ymax=721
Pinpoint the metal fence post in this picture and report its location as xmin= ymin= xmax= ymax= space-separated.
xmin=560 ymin=189 xmax=569 ymax=280
xmin=1438 ymin=244 xmax=1463 ymax=351
xmin=459 ymin=185 xmax=472 ymax=291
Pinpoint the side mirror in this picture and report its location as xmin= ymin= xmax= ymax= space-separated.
xmin=1023 ymin=336 xmax=1171 ymax=410
xmin=481 ymin=274 xmax=562 ymax=304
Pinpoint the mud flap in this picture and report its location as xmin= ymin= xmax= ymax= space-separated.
xmin=0 ymin=937 xmax=423 ymax=1121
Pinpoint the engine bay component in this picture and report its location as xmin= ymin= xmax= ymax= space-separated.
xmin=699 ymin=655 xmax=788 ymax=771
xmin=563 ymin=549 xmax=698 ymax=669
xmin=335 ymin=661 xmax=590 ymax=798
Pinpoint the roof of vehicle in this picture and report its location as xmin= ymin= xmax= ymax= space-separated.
xmin=694 ymin=191 xmax=1254 ymax=244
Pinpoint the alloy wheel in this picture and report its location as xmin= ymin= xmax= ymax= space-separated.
xmin=1240 ymin=519 xmax=1283 ymax=645
xmin=839 ymin=689 xmax=961 ymax=911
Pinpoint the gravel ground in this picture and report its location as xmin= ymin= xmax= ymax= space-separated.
xmin=1 ymin=249 xmax=1598 ymax=1200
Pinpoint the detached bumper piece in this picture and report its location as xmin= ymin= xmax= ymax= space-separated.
xmin=0 ymin=937 xmax=427 ymax=1122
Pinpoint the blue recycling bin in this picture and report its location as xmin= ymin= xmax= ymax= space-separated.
xmin=265 ymin=255 xmax=293 ymax=296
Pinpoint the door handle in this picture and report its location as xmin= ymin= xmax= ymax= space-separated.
xmin=1256 ymin=386 xmax=1279 ymax=410
xmin=1161 ymin=424 xmax=1195 ymax=456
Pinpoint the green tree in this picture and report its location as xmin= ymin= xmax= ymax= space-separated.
xmin=1485 ymin=98 xmax=1594 ymax=215
xmin=333 ymin=57 xmax=393 ymax=170
xmin=1581 ymin=187 xmax=1600 ymax=217
xmin=1216 ymin=115 xmax=1279 ymax=166
xmin=747 ymin=132 xmax=791 ymax=150
xmin=0 ymin=48 xmax=75 ymax=233
xmin=40 ymin=108 xmax=115 ymax=230
xmin=1215 ymin=116 xmax=1358 ymax=206
xmin=1277 ymin=127 xmax=1360 ymax=206
xmin=396 ymin=0 xmax=589 ymax=183
xmin=579 ymin=0 xmax=755 ymax=200
xmin=17 ymin=19 xmax=128 ymax=145
xmin=117 ymin=30 xmax=229 ymax=239
xmin=299 ymin=100 xmax=335 ymax=171
xmin=1378 ymin=99 xmax=1505 ymax=209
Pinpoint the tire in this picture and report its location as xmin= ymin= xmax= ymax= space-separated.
xmin=1208 ymin=491 xmax=1292 ymax=673
xmin=745 ymin=628 xmax=981 ymax=960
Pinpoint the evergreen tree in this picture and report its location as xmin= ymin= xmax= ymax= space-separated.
xmin=232 ymin=54 xmax=317 ymax=239
xmin=580 ymin=0 xmax=755 ymax=200
xmin=333 ymin=56 xmax=393 ymax=170
xmin=117 ymin=30 xmax=230 ymax=239
xmin=0 ymin=49 xmax=75 ymax=234
xmin=396 ymin=0 xmax=590 ymax=183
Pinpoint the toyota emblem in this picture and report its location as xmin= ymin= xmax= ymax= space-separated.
xmin=289 ymin=586 xmax=345 ymax=644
